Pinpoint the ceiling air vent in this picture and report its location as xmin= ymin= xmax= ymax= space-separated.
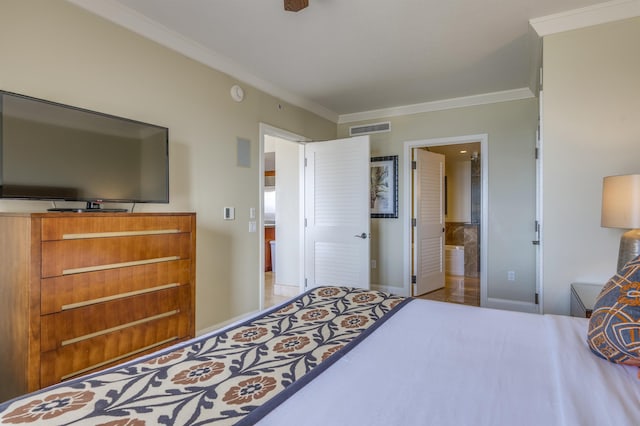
xmin=349 ymin=121 xmax=391 ymax=136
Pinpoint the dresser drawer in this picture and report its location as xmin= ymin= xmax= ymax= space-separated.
xmin=41 ymin=233 xmax=191 ymax=278
xmin=41 ymin=259 xmax=192 ymax=315
xmin=40 ymin=318 xmax=189 ymax=387
xmin=40 ymin=285 xmax=191 ymax=352
xmin=0 ymin=212 xmax=196 ymax=399
xmin=40 ymin=215 xmax=193 ymax=241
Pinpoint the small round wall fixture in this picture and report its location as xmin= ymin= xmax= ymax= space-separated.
xmin=230 ymin=85 xmax=244 ymax=102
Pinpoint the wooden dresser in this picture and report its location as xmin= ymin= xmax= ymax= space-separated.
xmin=0 ymin=212 xmax=196 ymax=402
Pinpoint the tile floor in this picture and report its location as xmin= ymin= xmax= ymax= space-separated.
xmin=264 ymin=271 xmax=290 ymax=309
xmin=416 ymin=275 xmax=480 ymax=307
xmin=264 ymin=273 xmax=480 ymax=309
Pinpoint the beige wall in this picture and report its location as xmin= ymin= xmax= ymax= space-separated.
xmin=5 ymin=1 xmax=628 ymax=323
xmin=542 ymin=17 xmax=640 ymax=314
xmin=0 ymin=0 xmax=336 ymax=330
xmin=338 ymin=98 xmax=539 ymax=306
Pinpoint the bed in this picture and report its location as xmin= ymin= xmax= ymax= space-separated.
xmin=1 ymin=286 xmax=639 ymax=425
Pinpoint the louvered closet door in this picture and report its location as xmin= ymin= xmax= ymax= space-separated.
xmin=304 ymin=136 xmax=370 ymax=290
xmin=414 ymin=149 xmax=445 ymax=296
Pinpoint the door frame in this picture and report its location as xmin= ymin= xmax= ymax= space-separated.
xmin=258 ymin=123 xmax=308 ymax=311
xmin=403 ymin=134 xmax=488 ymax=305
xmin=535 ymin=92 xmax=544 ymax=314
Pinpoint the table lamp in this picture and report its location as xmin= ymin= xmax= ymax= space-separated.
xmin=601 ymin=174 xmax=640 ymax=271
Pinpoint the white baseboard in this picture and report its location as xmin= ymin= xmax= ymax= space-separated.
xmin=274 ymin=283 xmax=299 ymax=297
xmin=196 ymin=310 xmax=260 ymax=337
xmin=371 ymin=283 xmax=408 ymax=297
xmin=485 ymin=297 xmax=540 ymax=314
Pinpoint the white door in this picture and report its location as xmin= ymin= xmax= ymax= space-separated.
xmin=413 ymin=149 xmax=445 ymax=296
xmin=304 ymin=136 xmax=370 ymax=290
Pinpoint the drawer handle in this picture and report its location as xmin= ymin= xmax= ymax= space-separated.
xmin=63 ymin=256 xmax=180 ymax=275
xmin=60 ymin=336 xmax=179 ymax=381
xmin=62 ymin=229 xmax=181 ymax=240
xmin=61 ymin=283 xmax=181 ymax=311
xmin=61 ymin=310 xmax=179 ymax=346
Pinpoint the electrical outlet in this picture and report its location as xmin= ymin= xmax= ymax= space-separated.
xmin=507 ymin=271 xmax=516 ymax=281
xmin=248 ymin=221 xmax=256 ymax=232
xmin=371 ymin=259 xmax=377 ymax=269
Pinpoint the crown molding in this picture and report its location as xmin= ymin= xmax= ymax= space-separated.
xmin=530 ymin=0 xmax=640 ymax=36
xmin=337 ymin=88 xmax=534 ymax=124
xmin=65 ymin=0 xmax=339 ymax=123
xmin=65 ymin=0 xmax=564 ymax=126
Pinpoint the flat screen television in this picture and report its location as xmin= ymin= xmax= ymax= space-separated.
xmin=0 ymin=90 xmax=169 ymax=211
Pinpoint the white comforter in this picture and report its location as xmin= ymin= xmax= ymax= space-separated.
xmin=259 ymin=299 xmax=640 ymax=426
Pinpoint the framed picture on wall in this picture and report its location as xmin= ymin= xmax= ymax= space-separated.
xmin=370 ymin=155 xmax=398 ymax=218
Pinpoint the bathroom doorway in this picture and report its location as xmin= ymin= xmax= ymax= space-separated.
xmin=404 ymin=134 xmax=487 ymax=307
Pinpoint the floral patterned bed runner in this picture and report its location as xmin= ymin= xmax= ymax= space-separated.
xmin=0 ymin=286 xmax=410 ymax=425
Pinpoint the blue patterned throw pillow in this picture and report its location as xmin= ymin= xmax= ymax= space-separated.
xmin=588 ymin=255 xmax=640 ymax=367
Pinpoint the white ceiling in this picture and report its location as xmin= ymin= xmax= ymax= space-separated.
xmin=429 ymin=142 xmax=481 ymax=162
xmin=70 ymin=0 xmax=633 ymax=122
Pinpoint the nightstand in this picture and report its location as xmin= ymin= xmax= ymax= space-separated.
xmin=570 ymin=283 xmax=604 ymax=318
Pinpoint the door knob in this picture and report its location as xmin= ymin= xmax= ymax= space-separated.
xmin=354 ymin=233 xmax=368 ymax=239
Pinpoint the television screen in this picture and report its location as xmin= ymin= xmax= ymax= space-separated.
xmin=0 ymin=91 xmax=169 ymax=208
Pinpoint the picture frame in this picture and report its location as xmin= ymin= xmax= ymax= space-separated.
xmin=370 ymin=155 xmax=398 ymax=218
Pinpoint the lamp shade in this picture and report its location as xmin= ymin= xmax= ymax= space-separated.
xmin=601 ymin=174 xmax=640 ymax=229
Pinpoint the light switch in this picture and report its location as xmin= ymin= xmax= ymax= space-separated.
xmin=224 ymin=207 xmax=235 ymax=220
xmin=249 ymin=221 xmax=257 ymax=232
xmin=249 ymin=207 xmax=256 ymax=219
